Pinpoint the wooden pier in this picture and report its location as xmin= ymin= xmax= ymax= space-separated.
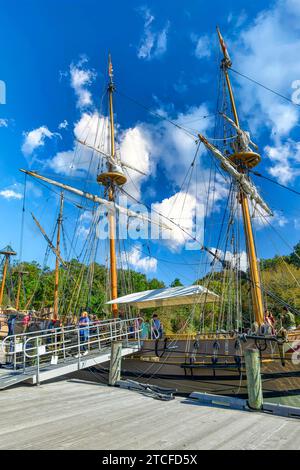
xmin=0 ymin=379 xmax=299 ymax=450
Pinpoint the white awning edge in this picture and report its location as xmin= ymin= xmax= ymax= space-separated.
xmin=106 ymin=285 xmax=219 ymax=309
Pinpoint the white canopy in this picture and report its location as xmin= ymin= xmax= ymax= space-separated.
xmin=106 ymin=285 xmax=219 ymax=309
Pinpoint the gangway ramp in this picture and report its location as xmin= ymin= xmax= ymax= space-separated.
xmin=0 ymin=318 xmax=141 ymax=390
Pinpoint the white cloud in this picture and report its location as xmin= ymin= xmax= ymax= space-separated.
xmin=227 ymin=10 xmax=247 ymax=29
xmin=48 ymin=150 xmax=75 ymax=175
xmin=264 ymin=139 xmax=300 ymax=184
xmin=208 ymin=247 xmax=248 ymax=272
xmin=119 ymin=126 xmax=152 ymax=199
xmin=152 ymin=192 xmax=197 ymax=252
xmin=58 ymin=120 xmax=68 ymax=130
xmin=77 ymin=225 xmax=90 ymax=239
xmin=252 ymin=205 xmax=289 ymax=230
xmin=137 ymin=8 xmax=170 ymax=60
xmin=48 ymin=112 xmax=109 ymax=176
xmin=79 ymin=210 xmax=93 ymax=223
xmin=48 ymin=112 xmax=153 ymax=201
xmin=147 ymin=104 xmax=213 ymax=184
xmin=0 ymin=118 xmax=8 ymax=127
xmin=273 ymin=210 xmax=288 ymax=227
xmin=21 ymin=126 xmax=59 ymax=156
xmin=294 ymin=218 xmax=300 ymax=230
xmin=46 ymin=99 xmax=228 ymax=254
xmin=192 ymin=34 xmax=211 ymax=60
xmin=121 ymin=244 xmax=157 ymax=273
xmin=232 ymin=0 xmax=300 ymax=183
xmin=70 ymin=56 xmax=96 ymax=109
xmin=0 ymin=181 xmax=42 ymax=201
xmin=0 ymin=188 xmax=23 ymax=200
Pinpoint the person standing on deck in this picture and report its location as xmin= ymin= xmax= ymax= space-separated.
xmin=22 ymin=312 xmax=31 ymax=333
xmin=78 ymin=311 xmax=90 ymax=355
xmin=7 ymin=310 xmax=17 ymax=337
xmin=265 ymin=310 xmax=276 ymax=334
xmin=281 ymin=306 xmax=297 ymax=331
xmin=151 ymin=313 xmax=163 ymax=339
xmin=140 ymin=318 xmax=150 ymax=340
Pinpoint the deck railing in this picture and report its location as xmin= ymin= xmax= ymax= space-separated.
xmin=1 ymin=318 xmax=142 ymax=381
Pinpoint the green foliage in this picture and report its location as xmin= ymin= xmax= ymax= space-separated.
xmin=170 ymin=278 xmax=183 ymax=287
xmin=2 ymin=239 xmax=300 ymax=331
xmin=3 ymin=260 xmax=165 ymax=318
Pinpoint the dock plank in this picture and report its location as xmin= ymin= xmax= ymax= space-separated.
xmin=0 ymin=380 xmax=299 ymax=450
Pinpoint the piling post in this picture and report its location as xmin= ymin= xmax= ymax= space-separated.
xmin=109 ymin=341 xmax=122 ymax=386
xmin=244 ymin=348 xmax=263 ymax=410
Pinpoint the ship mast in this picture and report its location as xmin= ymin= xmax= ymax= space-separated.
xmin=216 ymin=27 xmax=264 ymax=325
xmin=15 ymin=270 xmax=28 ymax=310
xmin=53 ymin=192 xmax=64 ymax=319
xmin=97 ymin=55 xmax=127 ymax=318
xmin=0 ymin=247 xmax=16 ymax=306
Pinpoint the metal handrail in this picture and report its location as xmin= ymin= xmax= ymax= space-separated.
xmin=1 ymin=318 xmax=136 ymax=353
xmin=24 ymin=318 xmax=141 ymax=358
xmin=1 ymin=318 xmax=142 ymax=377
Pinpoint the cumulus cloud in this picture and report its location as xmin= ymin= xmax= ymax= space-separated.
xmin=0 ymin=118 xmax=8 ymax=127
xmin=252 ymin=204 xmax=289 ymax=231
xmin=191 ymin=34 xmax=212 ymax=60
xmin=232 ymin=0 xmax=300 ymax=183
xmin=77 ymin=225 xmax=90 ymax=239
xmin=0 ymin=187 xmax=23 ymax=200
xmin=148 ymin=104 xmax=213 ymax=184
xmin=70 ymin=56 xmax=96 ymax=109
xmin=119 ymin=126 xmax=152 ymax=199
xmin=58 ymin=120 xmax=68 ymax=130
xmin=48 ymin=112 xmax=153 ymax=201
xmin=48 ymin=112 xmax=108 ymax=176
xmin=0 ymin=181 xmax=41 ymax=201
xmin=137 ymin=7 xmax=170 ymax=60
xmin=121 ymin=244 xmax=157 ymax=273
xmin=152 ymin=192 xmax=197 ymax=252
xmin=208 ymin=247 xmax=248 ymax=272
xmin=227 ymin=10 xmax=247 ymax=29
xmin=21 ymin=126 xmax=59 ymax=156
xmin=264 ymin=139 xmax=300 ymax=184
xmin=48 ymin=150 xmax=75 ymax=175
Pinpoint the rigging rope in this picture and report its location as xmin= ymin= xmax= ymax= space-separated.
xmin=230 ymin=67 xmax=300 ymax=108
xmin=251 ymin=170 xmax=300 ymax=197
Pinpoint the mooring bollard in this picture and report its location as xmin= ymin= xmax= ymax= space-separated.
xmin=244 ymin=348 xmax=263 ymax=410
xmin=109 ymin=341 xmax=122 ymax=386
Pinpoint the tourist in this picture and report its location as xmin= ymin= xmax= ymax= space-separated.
xmin=265 ymin=309 xmax=276 ymax=334
xmin=7 ymin=311 xmax=17 ymax=337
xmin=140 ymin=318 xmax=150 ymax=340
xmin=151 ymin=313 xmax=163 ymax=339
xmin=22 ymin=312 xmax=31 ymax=333
xmin=281 ymin=306 xmax=297 ymax=331
xmin=78 ymin=311 xmax=90 ymax=355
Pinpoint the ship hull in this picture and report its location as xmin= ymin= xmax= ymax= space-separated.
xmin=79 ymin=331 xmax=300 ymax=405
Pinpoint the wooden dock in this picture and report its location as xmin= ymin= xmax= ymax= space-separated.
xmin=1 ymin=379 xmax=300 ymax=450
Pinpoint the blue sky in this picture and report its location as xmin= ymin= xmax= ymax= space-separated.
xmin=1 ymin=0 xmax=300 ymax=286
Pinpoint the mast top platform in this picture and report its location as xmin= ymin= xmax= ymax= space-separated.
xmin=97 ymin=171 xmax=127 ymax=186
xmin=229 ymin=151 xmax=261 ymax=169
xmin=0 ymin=248 xmax=17 ymax=257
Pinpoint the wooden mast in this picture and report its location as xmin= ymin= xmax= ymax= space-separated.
xmin=108 ymin=54 xmax=118 ymax=318
xmin=96 ymin=54 xmax=128 ymax=318
xmin=53 ymin=192 xmax=64 ymax=320
xmin=217 ymin=27 xmax=264 ymax=325
xmin=0 ymin=248 xmax=17 ymax=306
xmin=15 ymin=270 xmax=28 ymax=310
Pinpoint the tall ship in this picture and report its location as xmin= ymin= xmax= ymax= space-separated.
xmin=2 ymin=29 xmax=300 ymax=404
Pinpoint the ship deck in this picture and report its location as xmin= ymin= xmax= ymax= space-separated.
xmin=0 ymin=379 xmax=299 ymax=450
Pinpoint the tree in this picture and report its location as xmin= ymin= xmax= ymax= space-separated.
xmin=290 ymin=242 xmax=300 ymax=268
xmin=170 ymin=278 xmax=183 ymax=287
